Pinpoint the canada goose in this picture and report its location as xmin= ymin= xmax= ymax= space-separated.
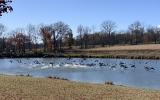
xmin=49 ymin=62 xmax=54 ymax=66
xmin=131 ymin=65 xmax=136 ymax=68
xmin=34 ymin=60 xmax=40 ymax=64
xmin=120 ymin=64 xmax=128 ymax=69
xmin=9 ymin=60 xmax=13 ymax=63
xmin=144 ymin=66 xmax=155 ymax=71
xmin=99 ymin=63 xmax=106 ymax=67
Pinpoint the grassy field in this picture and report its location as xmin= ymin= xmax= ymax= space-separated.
xmin=86 ymin=44 xmax=160 ymax=51
xmin=64 ymin=44 xmax=160 ymax=59
xmin=0 ymin=75 xmax=160 ymax=100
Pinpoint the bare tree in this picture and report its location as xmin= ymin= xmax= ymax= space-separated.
xmin=83 ymin=26 xmax=91 ymax=49
xmin=91 ymin=25 xmax=96 ymax=34
xmin=147 ymin=26 xmax=160 ymax=44
xmin=12 ymin=28 xmax=26 ymax=54
xmin=155 ymin=26 xmax=160 ymax=43
xmin=0 ymin=23 xmax=6 ymax=51
xmin=129 ymin=21 xmax=144 ymax=44
xmin=51 ymin=21 xmax=71 ymax=51
xmin=27 ymin=24 xmax=38 ymax=52
xmin=0 ymin=23 xmax=5 ymax=35
xmin=101 ymin=20 xmax=116 ymax=46
xmin=27 ymin=25 xmax=33 ymax=51
xmin=65 ymin=29 xmax=73 ymax=49
xmin=77 ymin=25 xmax=84 ymax=49
xmin=40 ymin=25 xmax=52 ymax=52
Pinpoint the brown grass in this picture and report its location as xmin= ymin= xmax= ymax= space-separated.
xmin=86 ymin=44 xmax=160 ymax=51
xmin=64 ymin=44 xmax=160 ymax=59
xmin=0 ymin=75 xmax=160 ymax=100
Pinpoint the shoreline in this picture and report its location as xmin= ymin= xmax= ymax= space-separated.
xmin=3 ymin=73 xmax=160 ymax=91
xmin=0 ymin=75 xmax=160 ymax=100
xmin=1 ymin=44 xmax=160 ymax=60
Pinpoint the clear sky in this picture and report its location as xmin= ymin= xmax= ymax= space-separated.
xmin=0 ymin=0 xmax=160 ymax=34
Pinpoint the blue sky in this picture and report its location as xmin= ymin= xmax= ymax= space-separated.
xmin=0 ymin=0 xmax=160 ymax=34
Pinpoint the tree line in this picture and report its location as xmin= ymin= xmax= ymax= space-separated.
xmin=76 ymin=21 xmax=160 ymax=48
xmin=0 ymin=20 xmax=160 ymax=54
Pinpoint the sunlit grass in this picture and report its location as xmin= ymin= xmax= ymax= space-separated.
xmin=0 ymin=75 xmax=160 ymax=100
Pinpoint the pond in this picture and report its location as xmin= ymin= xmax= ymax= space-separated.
xmin=0 ymin=58 xmax=160 ymax=90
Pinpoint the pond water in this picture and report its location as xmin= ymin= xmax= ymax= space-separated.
xmin=0 ymin=58 xmax=160 ymax=89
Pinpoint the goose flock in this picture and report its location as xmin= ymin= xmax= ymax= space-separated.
xmin=8 ymin=58 xmax=157 ymax=72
